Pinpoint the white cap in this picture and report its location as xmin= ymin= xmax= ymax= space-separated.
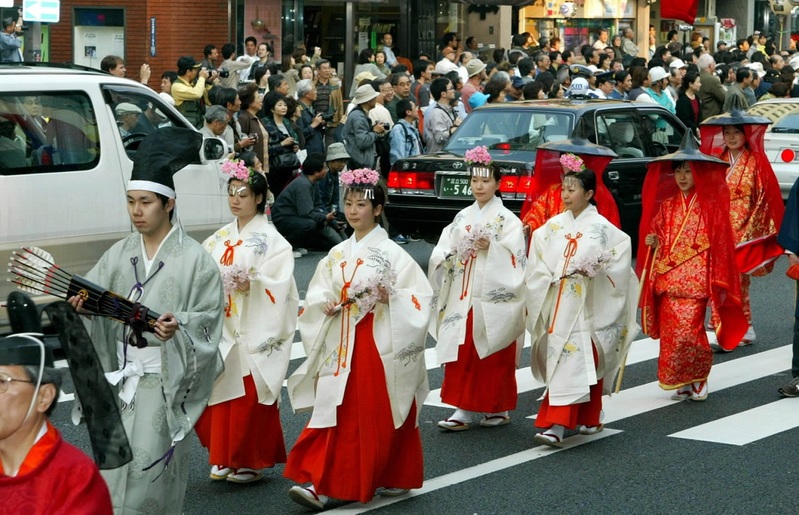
xmin=669 ymin=58 xmax=687 ymax=70
xmin=649 ymin=66 xmax=669 ymax=83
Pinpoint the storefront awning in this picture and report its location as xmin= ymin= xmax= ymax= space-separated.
xmin=456 ymin=0 xmax=535 ymax=6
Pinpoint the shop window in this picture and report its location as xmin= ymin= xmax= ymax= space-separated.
xmin=73 ymin=7 xmax=125 ymax=69
xmin=0 ymin=92 xmax=99 ymax=174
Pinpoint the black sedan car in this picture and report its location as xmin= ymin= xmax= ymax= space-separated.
xmin=386 ymin=99 xmax=689 ymax=239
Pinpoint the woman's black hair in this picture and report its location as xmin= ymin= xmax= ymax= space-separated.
xmin=358 ymin=48 xmax=375 ymax=65
xmin=343 ymin=183 xmax=387 ymax=210
xmin=563 ymin=169 xmax=597 ymax=206
xmin=232 ymin=150 xmax=268 ymax=214
xmin=263 ymin=91 xmax=287 ymax=117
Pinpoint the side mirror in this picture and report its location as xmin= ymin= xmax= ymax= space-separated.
xmin=201 ymin=137 xmax=226 ymax=162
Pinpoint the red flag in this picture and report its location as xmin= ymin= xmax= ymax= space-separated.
xmin=660 ymin=0 xmax=699 ymax=23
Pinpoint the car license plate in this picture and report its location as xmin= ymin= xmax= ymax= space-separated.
xmin=440 ymin=176 xmax=472 ymax=198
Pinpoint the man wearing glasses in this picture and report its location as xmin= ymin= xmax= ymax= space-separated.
xmin=424 ymin=77 xmax=462 ymax=154
xmin=0 ymin=335 xmax=112 ymax=513
xmin=386 ymin=72 xmax=413 ymax=124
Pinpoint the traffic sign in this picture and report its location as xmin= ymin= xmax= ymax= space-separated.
xmin=23 ymin=0 xmax=60 ymax=23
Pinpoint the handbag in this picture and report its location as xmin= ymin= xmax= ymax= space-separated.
xmin=271 ymin=151 xmax=301 ymax=169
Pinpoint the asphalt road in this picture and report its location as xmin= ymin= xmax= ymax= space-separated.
xmin=50 ymin=240 xmax=799 ymax=514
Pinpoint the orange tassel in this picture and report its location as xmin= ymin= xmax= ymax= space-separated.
xmin=411 ymin=295 xmax=420 ymax=310
xmin=265 ymin=288 xmax=275 ymax=303
xmin=220 ymin=240 xmax=243 ymax=266
xmin=548 ymin=232 xmax=582 ymax=334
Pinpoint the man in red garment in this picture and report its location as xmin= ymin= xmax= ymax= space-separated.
xmin=0 ymin=335 xmax=112 ymax=514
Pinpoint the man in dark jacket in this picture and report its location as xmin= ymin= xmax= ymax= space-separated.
xmin=271 ymin=153 xmax=345 ymax=252
xmin=296 ymin=79 xmax=326 ymax=155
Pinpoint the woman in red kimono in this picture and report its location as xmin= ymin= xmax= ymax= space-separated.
xmin=699 ymin=112 xmax=785 ymax=345
xmin=639 ymin=134 xmax=747 ymax=401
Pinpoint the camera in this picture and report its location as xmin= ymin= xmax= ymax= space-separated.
xmin=217 ymin=70 xmax=230 ymax=78
xmin=318 ymin=112 xmax=335 ymax=122
xmin=382 ymin=122 xmax=390 ymax=130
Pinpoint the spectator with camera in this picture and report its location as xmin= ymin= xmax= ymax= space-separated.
xmin=237 ymin=83 xmax=270 ymax=166
xmin=271 ymin=152 xmax=345 ymax=253
xmin=343 ymin=84 xmax=387 ymax=170
xmin=219 ymin=43 xmax=252 ymax=89
xmin=172 ymin=55 xmax=213 ymax=129
xmin=263 ymin=91 xmax=302 ymax=197
xmin=215 ymin=87 xmax=255 ymax=154
xmin=424 ymin=77 xmax=461 ymax=154
xmin=296 ymin=78 xmax=327 ymax=155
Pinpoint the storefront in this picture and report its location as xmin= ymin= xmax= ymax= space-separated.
xmin=280 ymin=0 xmax=466 ymax=93
xmin=520 ymin=0 xmax=636 ymax=51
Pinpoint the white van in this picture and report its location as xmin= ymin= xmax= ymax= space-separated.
xmin=0 ymin=64 xmax=228 ymax=331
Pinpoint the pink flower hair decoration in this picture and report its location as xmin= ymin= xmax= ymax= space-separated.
xmin=559 ymin=153 xmax=585 ymax=172
xmin=340 ymin=168 xmax=381 ymax=199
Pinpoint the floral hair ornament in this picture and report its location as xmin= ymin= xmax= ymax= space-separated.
xmin=340 ymin=167 xmax=381 ymax=199
xmin=464 ymin=145 xmax=493 ymax=178
xmin=559 ymin=153 xmax=585 ymax=172
xmin=221 ymin=157 xmax=264 ymax=188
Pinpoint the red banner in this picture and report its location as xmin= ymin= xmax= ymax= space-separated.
xmin=660 ymin=0 xmax=699 ymax=24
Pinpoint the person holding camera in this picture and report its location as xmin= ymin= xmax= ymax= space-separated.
xmin=263 ymin=91 xmax=301 ymax=198
xmin=219 ymin=43 xmax=252 ymax=89
xmin=297 ymin=79 xmax=327 ymax=155
xmin=343 ymin=84 xmax=387 ymax=170
xmin=237 ymin=83 xmax=269 ymax=167
xmin=172 ymin=56 xmax=214 ymax=130
xmin=424 ymin=77 xmax=462 ymax=154
xmin=0 ymin=12 xmax=23 ymax=63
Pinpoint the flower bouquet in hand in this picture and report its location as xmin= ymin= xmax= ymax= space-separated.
xmin=559 ymin=250 xmax=613 ymax=280
xmin=452 ymin=223 xmax=492 ymax=262
xmin=222 ymin=264 xmax=250 ymax=294
xmin=342 ymin=269 xmax=398 ymax=314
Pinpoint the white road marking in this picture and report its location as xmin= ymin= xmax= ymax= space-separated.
xmin=668 ymin=398 xmax=799 ymax=446
xmin=326 ymin=429 xmax=623 ymax=514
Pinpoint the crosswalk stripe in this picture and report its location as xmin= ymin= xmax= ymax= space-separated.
xmin=597 ymin=344 xmax=791 ymax=425
xmin=328 ymin=345 xmax=793 ymax=512
xmin=425 ymin=334 xmax=667 ymax=409
xmin=326 ymin=429 xmax=623 ymax=514
xmin=668 ymin=398 xmax=799 ymax=446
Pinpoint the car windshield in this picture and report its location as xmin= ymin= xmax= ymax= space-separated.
xmin=445 ymin=109 xmax=573 ymax=155
xmin=771 ymin=112 xmax=799 ymax=133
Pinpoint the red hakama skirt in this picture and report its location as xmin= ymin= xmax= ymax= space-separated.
xmin=440 ymin=310 xmax=518 ymax=413
xmin=195 ymin=373 xmax=287 ymax=469
xmin=535 ymin=345 xmax=602 ymax=430
xmin=283 ymin=312 xmax=423 ymax=503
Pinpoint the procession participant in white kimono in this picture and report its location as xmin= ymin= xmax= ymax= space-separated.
xmin=429 ymin=146 xmax=526 ymax=431
xmin=194 ymin=152 xmax=299 ymax=483
xmin=526 ymin=169 xmax=638 ymax=448
xmin=69 ymin=128 xmax=224 ymax=514
xmin=284 ymin=167 xmax=432 ymax=510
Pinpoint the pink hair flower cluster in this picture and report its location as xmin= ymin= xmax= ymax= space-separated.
xmin=464 ymin=145 xmax=492 ymax=166
xmin=221 ymin=159 xmax=251 ymax=181
xmin=340 ymin=167 xmax=381 ymax=188
xmin=559 ymin=153 xmax=585 ymax=172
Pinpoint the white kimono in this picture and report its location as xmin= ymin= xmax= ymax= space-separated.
xmin=429 ymin=196 xmax=527 ymax=365
xmin=526 ymin=205 xmax=639 ymax=406
xmin=203 ymin=214 xmax=299 ymax=406
xmin=287 ymin=226 xmax=432 ymax=429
